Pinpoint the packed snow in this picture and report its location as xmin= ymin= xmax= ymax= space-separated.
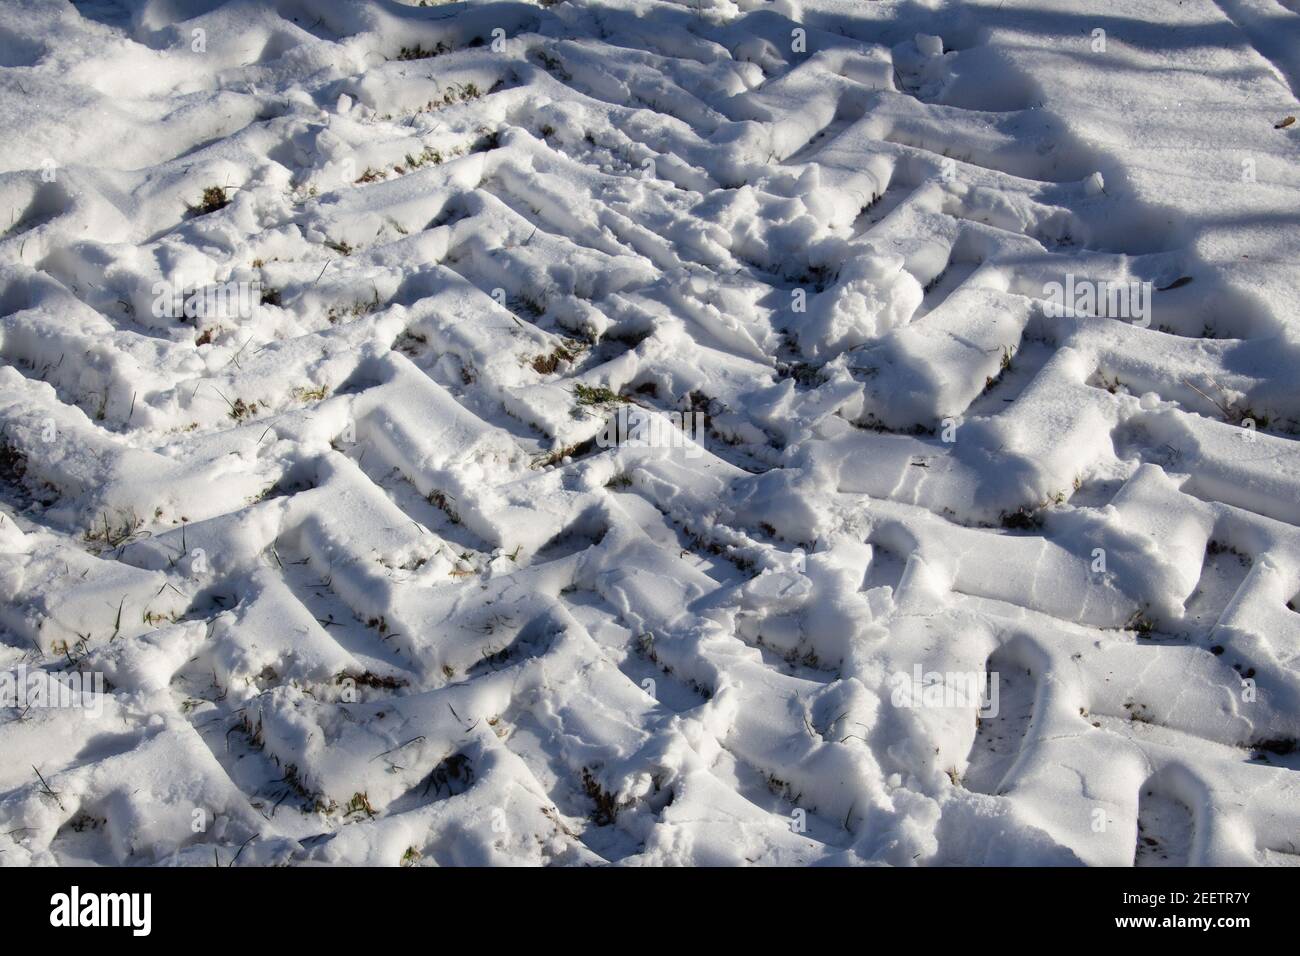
xmin=0 ymin=0 xmax=1298 ymax=866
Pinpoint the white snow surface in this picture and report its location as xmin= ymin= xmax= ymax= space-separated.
xmin=0 ymin=0 xmax=1299 ymax=866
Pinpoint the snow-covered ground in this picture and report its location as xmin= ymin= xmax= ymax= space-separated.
xmin=0 ymin=0 xmax=1298 ymax=866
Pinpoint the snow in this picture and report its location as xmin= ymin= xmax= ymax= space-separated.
xmin=0 ymin=0 xmax=1298 ymax=866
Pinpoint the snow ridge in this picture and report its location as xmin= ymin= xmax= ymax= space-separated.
xmin=0 ymin=0 xmax=1298 ymax=866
